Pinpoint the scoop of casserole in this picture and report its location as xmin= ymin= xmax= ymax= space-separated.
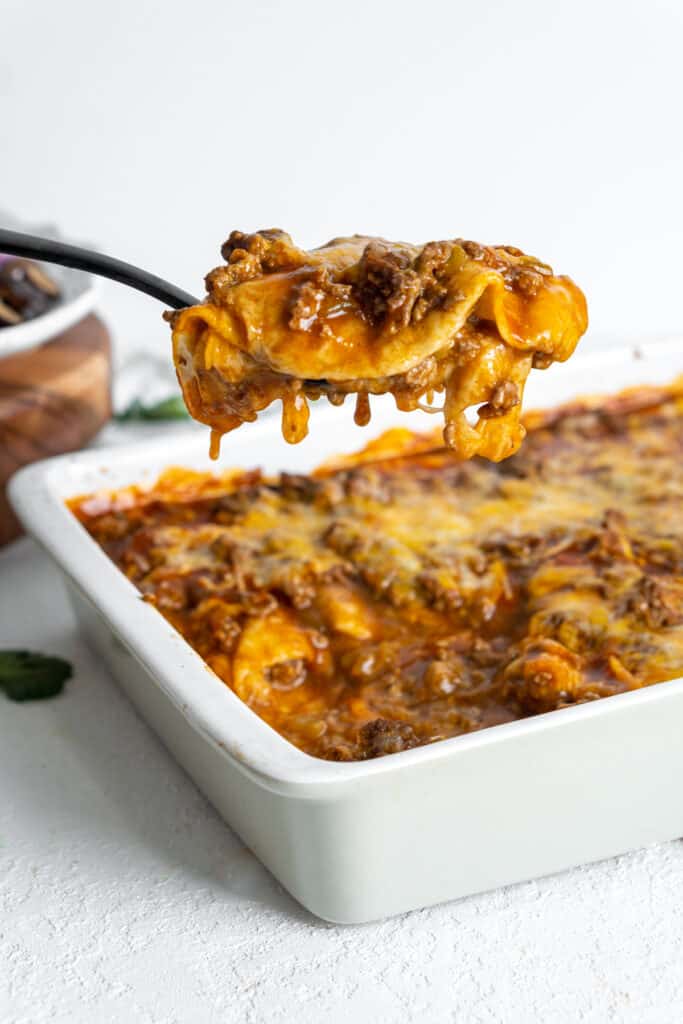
xmin=168 ymin=230 xmax=588 ymax=459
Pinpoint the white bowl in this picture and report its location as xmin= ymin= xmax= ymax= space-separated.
xmin=9 ymin=337 xmax=683 ymax=922
xmin=0 ymin=213 xmax=100 ymax=357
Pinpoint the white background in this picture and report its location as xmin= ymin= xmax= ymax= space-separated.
xmin=4 ymin=0 xmax=683 ymax=361
xmin=3 ymin=2 xmax=683 ymax=1021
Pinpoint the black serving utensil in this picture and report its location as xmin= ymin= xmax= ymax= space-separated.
xmin=0 ymin=228 xmax=334 ymax=390
xmin=0 ymin=228 xmax=199 ymax=310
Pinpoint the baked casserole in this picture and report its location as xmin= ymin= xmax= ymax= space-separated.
xmin=70 ymin=380 xmax=683 ymax=761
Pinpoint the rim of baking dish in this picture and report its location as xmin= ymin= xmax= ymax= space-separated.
xmin=9 ymin=335 xmax=683 ymax=795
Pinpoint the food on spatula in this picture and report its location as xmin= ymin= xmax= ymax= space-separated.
xmin=168 ymin=230 xmax=587 ymax=459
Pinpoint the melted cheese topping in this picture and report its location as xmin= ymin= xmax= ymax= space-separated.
xmin=169 ymin=231 xmax=588 ymax=460
xmin=70 ymin=379 xmax=683 ymax=761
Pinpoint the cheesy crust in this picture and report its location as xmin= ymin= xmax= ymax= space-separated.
xmin=168 ymin=231 xmax=588 ymax=460
xmin=70 ymin=378 xmax=683 ymax=761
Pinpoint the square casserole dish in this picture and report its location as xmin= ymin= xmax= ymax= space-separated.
xmin=9 ymin=337 xmax=683 ymax=924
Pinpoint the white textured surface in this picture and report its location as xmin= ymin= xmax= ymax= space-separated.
xmin=2 ymin=538 xmax=683 ymax=1023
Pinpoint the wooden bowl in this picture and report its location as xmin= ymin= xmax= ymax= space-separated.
xmin=0 ymin=314 xmax=112 ymax=546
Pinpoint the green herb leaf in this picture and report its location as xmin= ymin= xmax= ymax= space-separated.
xmin=0 ymin=650 xmax=72 ymax=702
xmin=116 ymin=395 xmax=189 ymax=422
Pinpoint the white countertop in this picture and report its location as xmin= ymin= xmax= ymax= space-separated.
xmin=3 ymin=460 xmax=683 ymax=1023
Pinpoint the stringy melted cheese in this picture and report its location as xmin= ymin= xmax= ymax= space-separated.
xmin=70 ymin=379 xmax=683 ymax=761
xmin=169 ymin=231 xmax=588 ymax=460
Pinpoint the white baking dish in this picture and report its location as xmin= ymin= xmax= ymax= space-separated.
xmin=9 ymin=337 xmax=683 ymax=923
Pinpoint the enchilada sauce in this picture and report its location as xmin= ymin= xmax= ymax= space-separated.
xmin=69 ymin=383 xmax=683 ymax=760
